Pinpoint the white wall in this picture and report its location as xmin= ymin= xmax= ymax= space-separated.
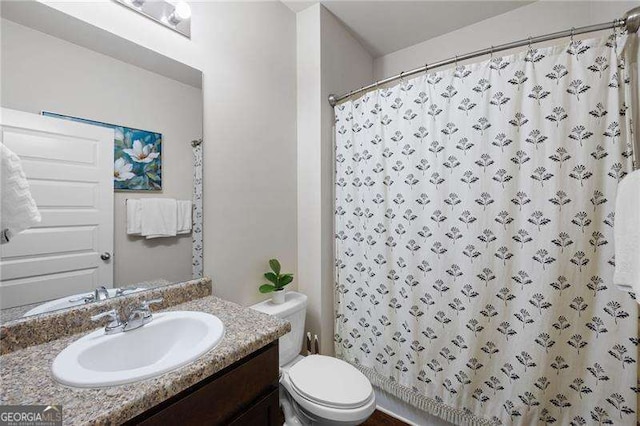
xmin=198 ymin=2 xmax=297 ymax=306
xmin=1 ymin=18 xmax=202 ymax=287
xmin=35 ymin=1 xmax=299 ymax=307
xmin=297 ymin=4 xmax=373 ymax=354
xmin=297 ymin=4 xmax=323 ymax=346
xmin=374 ymin=1 xmax=637 ymax=80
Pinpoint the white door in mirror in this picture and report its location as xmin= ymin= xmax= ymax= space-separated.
xmin=51 ymin=311 xmax=224 ymax=387
xmin=0 ymin=108 xmax=114 ymax=309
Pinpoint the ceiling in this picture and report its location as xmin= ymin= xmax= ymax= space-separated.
xmin=283 ymin=1 xmax=532 ymax=57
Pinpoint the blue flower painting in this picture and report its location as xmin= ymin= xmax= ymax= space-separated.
xmin=42 ymin=112 xmax=162 ymax=191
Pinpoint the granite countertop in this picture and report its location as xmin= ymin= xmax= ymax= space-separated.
xmin=0 ymin=295 xmax=290 ymax=425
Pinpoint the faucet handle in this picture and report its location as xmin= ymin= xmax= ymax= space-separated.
xmin=139 ymin=298 xmax=164 ymax=310
xmin=68 ymin=293 xmax=94 ymax=303
xmin=115 ymin=286 xmax=138 ymax=297
xmin=91 ymin=309 xmax=124 ymax=335
xmin=91 ymin=309 xmax=119 ymax=321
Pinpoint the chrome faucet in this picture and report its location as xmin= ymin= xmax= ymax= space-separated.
xmin=94 ymin=286 xmax=109 ymax=301
xmin=91 ymin=298 xmax=163 ymax=335
xmin=123 ymin=298 xmax=163 ymax=332
xmin=69 ymin=286 xmax=110 ymax=304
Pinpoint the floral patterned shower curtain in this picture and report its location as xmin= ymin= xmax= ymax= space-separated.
xmin=334 ymin=34 xmax=637 ymax=425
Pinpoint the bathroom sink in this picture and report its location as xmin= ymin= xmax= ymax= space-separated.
xmin=51 ymin=311 xmax=225 ymax=387
xmin=23 ymin=287 xmax=145 ymax=317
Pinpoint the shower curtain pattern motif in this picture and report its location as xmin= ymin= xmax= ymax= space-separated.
xmin=334 ymin=35 xmax=637 ymax=425
xmin=191 ymin=142 xmax=203 ymax=279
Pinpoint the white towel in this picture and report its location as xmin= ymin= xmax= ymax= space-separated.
xmin=0 ymin=143 xmax=41 ymax=242
xmin=140 ymin=198 xmax=177 ymax=239
xmin=126 ymin=199 xmax=142 ymax=235
xmin=613 ymin=170 xmax=640 ymax=293
xmin=177 ymin=200 xmax=192 ymax=234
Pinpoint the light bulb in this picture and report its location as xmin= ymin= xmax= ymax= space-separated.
xmin=168 ymin=1 xmax=191 ymax=25
xmin=174 ymin=2 xmax=191 ymax=20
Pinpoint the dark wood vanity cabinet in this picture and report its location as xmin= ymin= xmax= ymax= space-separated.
xmin=126 ymin=341 xmax=282 ymax=426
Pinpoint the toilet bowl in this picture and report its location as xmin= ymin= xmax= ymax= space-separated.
xmin=251 ymin=292 xmax=375 ymax=425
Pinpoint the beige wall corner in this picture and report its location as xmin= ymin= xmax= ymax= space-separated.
xmin=297 ymin=4 xmax=373 ymax=355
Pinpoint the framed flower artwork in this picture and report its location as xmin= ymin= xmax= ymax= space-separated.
xmin=42 ymin=111 xmax=162 ymax=190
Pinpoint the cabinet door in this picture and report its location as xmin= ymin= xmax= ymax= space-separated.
xmin=228 ymin=388 xmax=281 ymax=426
xmin=130 ymin=343 xmax=279 ymax=426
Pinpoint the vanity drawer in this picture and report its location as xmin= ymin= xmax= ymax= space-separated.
xmin=129 ymin=341 xmax=279 ymax=425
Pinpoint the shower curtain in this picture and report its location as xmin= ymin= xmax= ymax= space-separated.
xmin=334 ymin=34 xmax=637 ymax=425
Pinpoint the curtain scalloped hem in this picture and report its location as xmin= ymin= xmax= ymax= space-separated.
xmin=342 ymin=357 xmax=493 ymax=426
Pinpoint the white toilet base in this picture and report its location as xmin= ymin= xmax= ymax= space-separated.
xmin=280 ymin=384 xmax=374 ymax=426
xmin=280 ymin=387 xmax=305 ymax=426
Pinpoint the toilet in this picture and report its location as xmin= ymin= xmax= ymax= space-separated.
xmin=251 ymin=291 xmax=376 ymax=425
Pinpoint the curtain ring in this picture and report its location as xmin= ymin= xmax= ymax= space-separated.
xmin=528 ymin=36 xmax=532 ymax=51
xmin=490 ymin=46 xmax=494 ymax=59
xmin=570 ymin=27 xmax=575 ymax=43
xmin=400 ymin=71 xmax=405 ymax=83
xmin=424 ymin=63 xmax=428 ymax=75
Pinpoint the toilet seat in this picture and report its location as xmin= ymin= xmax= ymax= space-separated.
xmin=286 ymin=355 xmax=374 ymax=409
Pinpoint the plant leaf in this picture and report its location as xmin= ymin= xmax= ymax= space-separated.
xmin=259 ymin=284 xmax=276 ymax=293
xmin=279 ymin=274 xmax=294 ymax=287
xmin=269 ymin=259 xmax=281 ymax=275
xmin=264 ymin=272 xmax=278 ymax=284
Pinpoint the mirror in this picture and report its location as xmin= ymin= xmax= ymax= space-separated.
xmin=0 ymin=3 xmax=203 ymax=321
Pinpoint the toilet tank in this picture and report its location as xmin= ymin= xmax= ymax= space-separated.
xmin=251 ymin=291 xmax=307 ymax=366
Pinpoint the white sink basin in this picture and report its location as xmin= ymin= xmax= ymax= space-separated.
xmin=24 ymin=287 xmax=145 ymax=317
xmin=52 ymin=311 xmax=224 ymax=387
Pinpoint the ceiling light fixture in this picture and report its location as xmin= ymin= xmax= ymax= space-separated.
xmin=113 ymin=0 xmax=192 ymax=38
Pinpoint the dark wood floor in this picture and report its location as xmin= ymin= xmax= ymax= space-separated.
xmin=363 ymin=410 xmax=409 ymax=426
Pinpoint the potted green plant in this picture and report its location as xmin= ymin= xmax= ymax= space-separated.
xmin=259 ymin=258 xmax=293 ymax=304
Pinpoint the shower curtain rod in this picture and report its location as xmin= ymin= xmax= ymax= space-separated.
xmin=328 ymin=6 xmax=640 ymax=107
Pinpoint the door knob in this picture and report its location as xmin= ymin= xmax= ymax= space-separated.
xmin=100 ymin=252 xmax=112 ymax=261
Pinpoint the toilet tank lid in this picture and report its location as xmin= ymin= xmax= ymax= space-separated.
xmin=250 ymin=291 xmax=307 ymax=318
